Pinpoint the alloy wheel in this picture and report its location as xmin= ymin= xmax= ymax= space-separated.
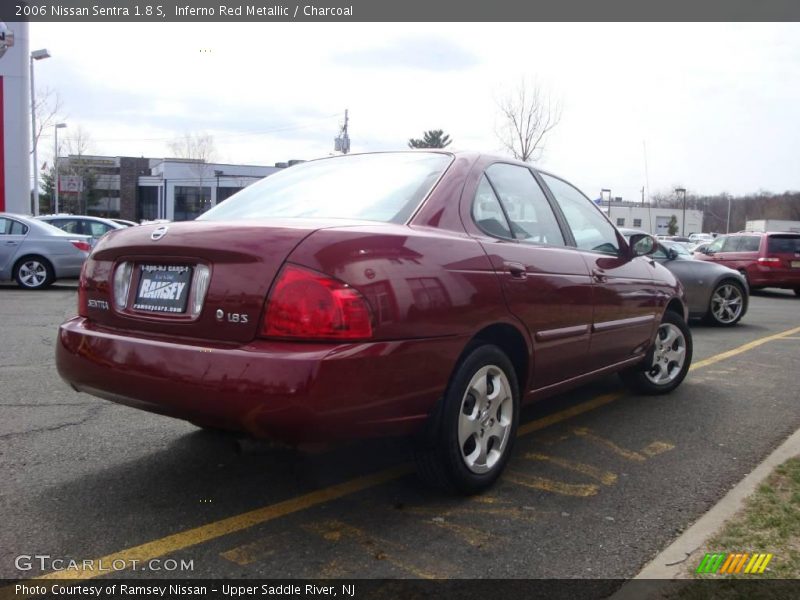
xmin=711 ymin=283 xmax=744 ymax=324
xmin=457 ymin=365 xmax=513 ymax=474
xmin=18 ymin=260 xmax=48 ymax=288
xmin=645 ymin=323 xmax=687 ymax=385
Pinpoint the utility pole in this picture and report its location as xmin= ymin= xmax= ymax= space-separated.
xmin=334 ymin=109 xmax=350 ymax=154
xmin=726 ymin=196 xmax=732 ymax=234
xmin=641 ymin=187 xmax=645 ymax=206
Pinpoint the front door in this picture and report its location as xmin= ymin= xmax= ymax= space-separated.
xmin=540 ymin=173 xmax=658 ymax=370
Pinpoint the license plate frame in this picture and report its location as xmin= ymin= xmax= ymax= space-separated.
xmin=791 ymin=261 xmax=800 ymax=268
xmin=132 ymin=264 xmax=193 ymax=314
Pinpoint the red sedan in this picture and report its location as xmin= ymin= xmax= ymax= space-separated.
xmin=57 ymin=151 xmax=692 ymax=493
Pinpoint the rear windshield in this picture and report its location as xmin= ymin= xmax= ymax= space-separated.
xmin=768 ymin=234 xmax=800 ymax=253
xmin=198 ymin=152 xmax=453 ymax=224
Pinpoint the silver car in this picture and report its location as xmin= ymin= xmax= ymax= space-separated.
xmin=37 ymin=214 xmax=125 ymax=247
xmin=0 ymin=213 xmax=92 ymax=289
xmin=620 ymin=228 xmax=749 ymax=326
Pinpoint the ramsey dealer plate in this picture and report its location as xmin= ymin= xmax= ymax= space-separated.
xmin=133 ymin=265 xmax=192 ymax=313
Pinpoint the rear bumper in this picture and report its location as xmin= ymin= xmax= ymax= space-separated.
xmin=56 ymin=317 xmax=465 ymax=442
xmin=52 ymin=253 xmax=88 ymax=278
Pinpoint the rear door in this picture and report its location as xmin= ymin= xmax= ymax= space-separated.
xmin=540 ymin=173 xmax=659 ymax=370
xmin=0 ymin=217 xmax=27 ymax=275
xmin=465 ymin=163 xmax=594 ymax=388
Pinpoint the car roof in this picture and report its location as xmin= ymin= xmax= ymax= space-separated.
xmin=37 ymin=214 xmax=124 ymax=228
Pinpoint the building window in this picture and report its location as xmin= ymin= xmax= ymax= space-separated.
xmin=138 ymin=186 xmax=159 ymax=222
xmin=216 ymin=187 xmax=243 ymax=203
xmin=616 ymin=217 xmax=625 ymax=227
xmin=174 ymin=186 xmax=211 ymax=221
xmin=633 ymin=219 xmax=642 ymax=228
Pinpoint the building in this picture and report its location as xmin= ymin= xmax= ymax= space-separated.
xmin=55 ymin=155 xmax=286 ymax=222
xmin=0 ymin=21 xmax=31 ymax=214
xmin=599 ymin=202 xmax=704 ymax=236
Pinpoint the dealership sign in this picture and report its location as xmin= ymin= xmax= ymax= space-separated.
xmin=58 ymin=175 xmax=83 ymax=193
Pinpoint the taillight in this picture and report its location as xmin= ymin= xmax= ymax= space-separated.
xmin=113 ymin=261 xmax=133 ymax=310
xmin=71 ymin=240 xmax=92 ymax=253
xmin=758 ymin=257 xmax=781 ymax=267
xmin=261 ymin=264 xmax=373 ymax=340
xmin=78 ymin=262 xmax=89 ymax=318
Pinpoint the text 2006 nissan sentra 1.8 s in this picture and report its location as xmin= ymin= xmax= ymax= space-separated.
xmin=57 ymin=151 xmax=692 ymax=494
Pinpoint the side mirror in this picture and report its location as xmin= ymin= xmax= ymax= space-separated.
xmin=666 ymin=248 xmax=678 ymax=260
xmin=629 ymin=233 xmax=657 ymax=257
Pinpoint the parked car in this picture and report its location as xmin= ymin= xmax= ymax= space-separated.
xmin=695 ymin=231 xmax=800 ymax=295
xmin=620 ymin=229 xmax=749 ymax=326
xmin=37 ymin=214 xmax=125 ymax=247
xmin=110 ymin=219 xmax=139 ymax=227
xmin=0 ymin=213 xmax=91 ymax=289
xmin=56 ymin=151 xmax=692 ymax=494
xmin=688 ymin=233 xmax=714 ymax=243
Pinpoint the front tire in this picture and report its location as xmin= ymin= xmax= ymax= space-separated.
xmin=415 ymin=344 xmax=519 ymax=495
xmin=14 ymin=256 xmax=55 ymax=290
xmin=620 ymin=310 xmax=692 ymax=395
xmin=706 ymin=280 xmax=746 ymax=326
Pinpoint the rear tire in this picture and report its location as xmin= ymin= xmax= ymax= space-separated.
xmin=705 ymin=280 xmax=746 ymax=327
xmin=620 ymin=310 xmax=692 ymax=395
xmin=13 ymin=256 xmax=55 ymax=290
xmin=414 ymin=344 xmax=519 ymax=495
xmin=794 ymin=288 xmax=800 ymax=297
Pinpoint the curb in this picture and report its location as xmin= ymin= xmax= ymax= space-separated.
xmin=613 ymin=425 xmax=800 ymax=596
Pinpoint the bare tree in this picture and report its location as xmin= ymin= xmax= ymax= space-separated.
xmin=496 ymin=78 xmax=562 ymax=163
xmin=168 ymin=132 xmax=217 ymax=163
xmin=30 ymin=86 xmax=63 ymax=156
xmin=63 ymin=126 xmax=95 ymax=214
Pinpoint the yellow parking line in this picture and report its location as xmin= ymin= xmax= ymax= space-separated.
xmin=689 ymin=325 xmax=800 ymax=371
xmin=13 ymin=324 xmax=800 ymax=583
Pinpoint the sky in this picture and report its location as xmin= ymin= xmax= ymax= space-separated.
xmin=29 ymin=22 xmax=800 ymax=200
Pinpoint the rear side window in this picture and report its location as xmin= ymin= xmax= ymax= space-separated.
xmin=0 ymin=218 xmax=28 ymax=235
xmin=768 ymin=235 xmax=800 ymax=253
xmin=541 ymin=173 xmax=619 ymax=256
xmin=484 ymin=164 xmax=565 ymax=246
xmin=738 ymin=236 xmax=761 ymax=252
xmin=473 ymin=175 xmax=513 ymax=239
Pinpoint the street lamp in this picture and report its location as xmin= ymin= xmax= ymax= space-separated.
xmin=675 ymin=188 xmax=687 ymax=236
xmin=601 ymin=188 xmax=611 ymax=220
xmin=54 ymin=123 xmax=67 ymax=214
xmin=30 ymin=48 xmax=51 ymax=216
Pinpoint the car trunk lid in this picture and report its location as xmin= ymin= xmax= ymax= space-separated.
xmin=80 ymin=220 xmax=331 ymax=343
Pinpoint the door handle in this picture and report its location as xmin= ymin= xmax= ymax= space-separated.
xmin=592 ymin=269 xmax=607 ymax=283
xmin=5 ymin=241 xmax=18 ymax=246
xmin=505 ymin=261 xmax=527 ymax=279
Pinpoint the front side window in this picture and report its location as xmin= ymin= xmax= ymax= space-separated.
xmin=199 ymin=152 xmax=453 ymax=224
xmin=88 ymin=222 xmax=113 ymax=236
xmin=721 ymin=236 xmax=742 ymax=252
xmin=484 ymin=164 xmax=564 ymax=246
xmin=707 ymin=236 xmax=726 ymax=253
xmin=541 ymin=173 xmax=619 ymax=256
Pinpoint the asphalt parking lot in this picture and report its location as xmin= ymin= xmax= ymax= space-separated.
xmin=1 ymin=281 xmax=799 ymax=585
